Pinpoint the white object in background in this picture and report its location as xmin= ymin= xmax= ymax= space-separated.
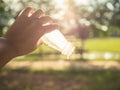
xmin=41 ymin=29 xmax=75 ymax=56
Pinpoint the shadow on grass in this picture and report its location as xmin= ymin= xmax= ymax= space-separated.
xmin=0 ymin=67 xmax=120 ymax=90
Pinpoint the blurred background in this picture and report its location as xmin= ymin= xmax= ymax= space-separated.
xmin=0 ymin=0 xmax=120 ymax=90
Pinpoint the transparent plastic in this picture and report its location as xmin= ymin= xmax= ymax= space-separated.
xmin=41 ymin=29 xmax=75 ymax=56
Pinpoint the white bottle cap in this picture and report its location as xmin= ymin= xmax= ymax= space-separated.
xmin=61 ymin=42 xmax=75 ymax=56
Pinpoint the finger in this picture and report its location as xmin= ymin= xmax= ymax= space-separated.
xmin=41 ymin=23 xmax=59 ymax=34
xmin=39 ymin=16 xmax=53 ymax=25
xmin=18 ymin=7 xmax=34 ymax=17
xmin=31 ymin=9 xmax=45 ymax=18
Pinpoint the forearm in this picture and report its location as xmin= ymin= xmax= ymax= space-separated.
xmin=0 ymin=37 xmax=16 ymax=69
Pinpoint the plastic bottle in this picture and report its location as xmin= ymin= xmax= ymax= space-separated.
xmin=41 ymin=29 xmax=75 ymax=56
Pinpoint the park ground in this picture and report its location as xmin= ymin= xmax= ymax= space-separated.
xmin=0 ymin=38 xmax=120 ymax=90
xmin=0 ymin=60 xmax=120 ymax=90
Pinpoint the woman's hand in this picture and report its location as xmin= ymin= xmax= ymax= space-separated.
xmin=5 ymin=7 xmax=58 ymax=56
xmin=0 ymin=7 xmax=59 ymax=69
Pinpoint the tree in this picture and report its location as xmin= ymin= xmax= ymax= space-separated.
xmin=85 ymin=0 xmax=120 ymax=37
xmin=58 ymin=0 xmax=120 ymax=59
xmin=109 ymin=0 xmax=120 ymax=37
xmin=0 ymin=0 xmax=12 ymax=36
xmin=0 ymin=0 xmax=58 ymax=36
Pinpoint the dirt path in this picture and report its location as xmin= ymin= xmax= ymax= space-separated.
xmin=6 ymin=60 xmax=120 ymax=70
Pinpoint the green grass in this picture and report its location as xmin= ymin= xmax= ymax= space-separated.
xmin=85 ymin=38 xmax=120 ymax=53
xmin=29 ymin=38 xmax=120 ymax=54
xmin=31 ymin=44 xmax=59 ymax=55
xmin=14 ymin=38 xmax=120 ymax=61
xmin=14 ymin=54 xmax=66 ymax=61
xmin=1 ymin=68 xmax=120 ymax=90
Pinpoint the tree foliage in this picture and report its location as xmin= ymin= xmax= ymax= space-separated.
xmin=0 ymin=0 xmax=120 ymax=37
xmin=64 ymin=0 xmax=120 ymax=37
xmin=0 ymin=0 xmax=57 ymax=36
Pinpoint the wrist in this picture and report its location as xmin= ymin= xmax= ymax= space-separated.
xmin=0 ymin=37 xmax=17 ymax=57
xmin=0 ymin=37 xmax=17 ymax=68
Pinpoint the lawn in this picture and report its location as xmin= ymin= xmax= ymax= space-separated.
xmin=31 ymin=38 xmax=120 ymax=54
xmin=0 ymin=68 xmax=120 ymax=90
xmin=1 ymin=38 xmax=120 ymax=90
xmin=85 ymin=38 xmax=120 ymax=53
xmin=14 ymin=38 xmax=120 ymax=61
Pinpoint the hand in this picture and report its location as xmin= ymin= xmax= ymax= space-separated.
xmin=4 ymin=7 xmax=59 ymax=56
